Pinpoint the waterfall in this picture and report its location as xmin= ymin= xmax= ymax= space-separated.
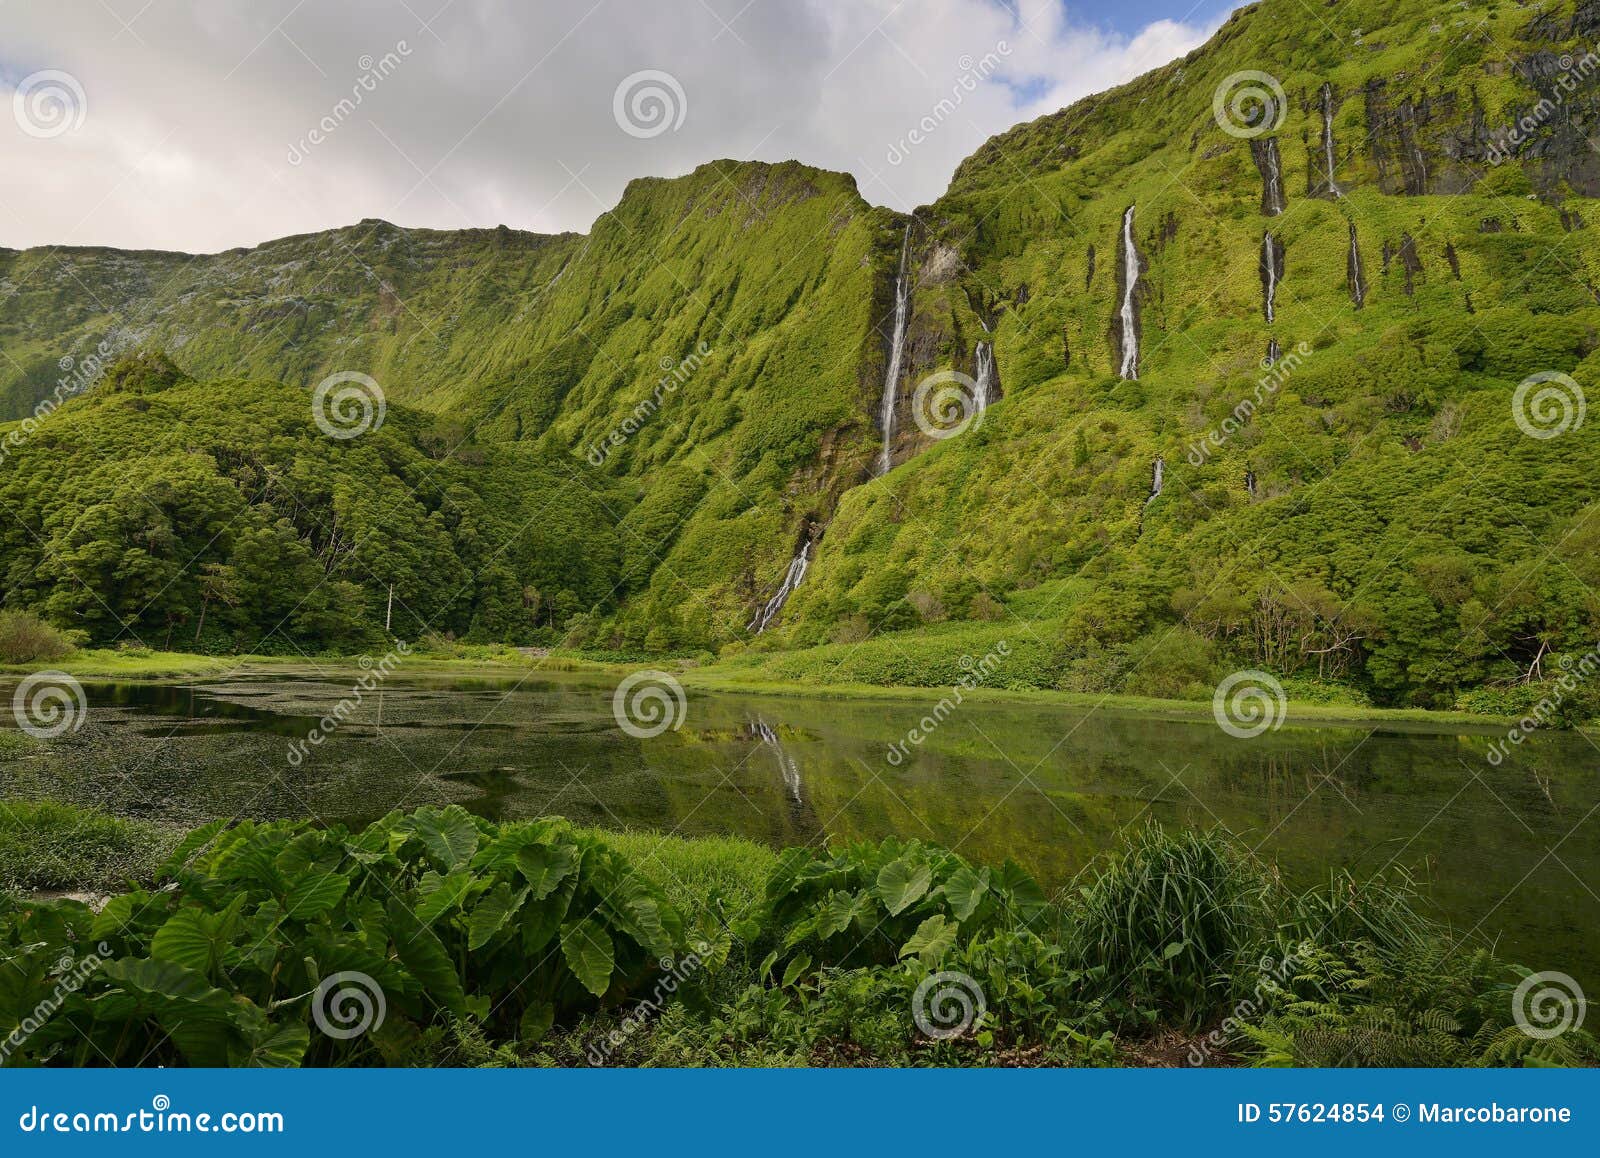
xmin=1146 ymin=456 xmax=1165 ymax=505
xmin=1245 ymin=468 xmax=1258 ymax=498
xmin=751 ymin=717 xmax=803 ymax=806
xmin=1251 ymin=138 xmax=1285 ymax=216
xmin=1261 ymin=231 xmax=1281 ymax=324
xmin=877 ymin=225 xmax=913 ymax=476
xmin=748 ymin=539 xmax=812 ymax=634
xmin=1347 ymin=223 xmax=1367 ymax=308
xmin=974 ymin=341 xmax=995 ymax=413
xmin=1320 ymin=83 xmax=1342 ymax=196
xmin=1117 ymin=206 xmax=1140 ymax=381
xmin=1266 ymin=338 xmax=1282 ymax=366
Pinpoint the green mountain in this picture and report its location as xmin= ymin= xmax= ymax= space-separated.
xmin=4 ymin=0 xmax=1600 ymax=708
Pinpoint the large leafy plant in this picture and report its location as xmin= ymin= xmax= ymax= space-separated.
xmin=0 ymin=806 xmax=696 ymax=1066
xmin=753 ymin=836 xmax=1048 ymax=974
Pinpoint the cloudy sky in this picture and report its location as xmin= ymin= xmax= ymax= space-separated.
xmin=0 ymin=0 xmax=1235 ymax=254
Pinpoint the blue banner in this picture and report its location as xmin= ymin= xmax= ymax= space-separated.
xmin=2 ymin=1069 xmax=1595 ymax=1154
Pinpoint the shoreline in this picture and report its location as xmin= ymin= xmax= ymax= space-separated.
xmin=0 ymin=648 xmax=1558 ymax=733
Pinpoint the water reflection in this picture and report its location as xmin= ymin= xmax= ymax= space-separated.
xmin=1 ymin=671 xmax=1596 ymax=992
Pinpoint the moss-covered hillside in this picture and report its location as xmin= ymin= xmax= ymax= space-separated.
xmin=4 ymin=0 xmax=1600 ymax=706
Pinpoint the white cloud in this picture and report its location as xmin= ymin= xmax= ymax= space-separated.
xmin=0 ymin=0 xmax=1220 ymax=253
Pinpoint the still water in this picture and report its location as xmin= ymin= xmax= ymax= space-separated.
xmin=4 ymin=671 xmax=1597 ymax=989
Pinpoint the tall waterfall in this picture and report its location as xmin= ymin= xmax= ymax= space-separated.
xmin=1117 ymin=206 xmax=1140 ymax=381
xmin=1147 ymin=456 xmax=1165 ymax=504
xmin=748 ymin=539 xmax=812 ymax=634
xmin=1251 ymin=138 xmax=1285 ymax=216
xmin=1347 ymin=223 xmax=1367 ymax=308
xmin=877 ymin=225 xmax=913 ymax=476
xmin=1261 ymin=231 xmax=1281 ymax=324
xmin=1320 ymin=83 xmax=1342 ymax=196
xmin=974 ymin=341 xmax=995 ymax=412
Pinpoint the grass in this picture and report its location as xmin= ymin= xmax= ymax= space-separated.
xmin=587 ymin=827 xmax=777 ymax=919
xmin=0 ymin=798 xmax=179 ymax=893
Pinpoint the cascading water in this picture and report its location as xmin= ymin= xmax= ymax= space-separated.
xmin=1245 ymin=468 xmax=1258 ymax=498
xmin=1146 ymin=456 xmax=1165 ymax=505
xmin=1117 ymin=206 xmax=1140 ymax=381
xmin=1251 ymin=138 xmax=1285 ymax=216
xmin=748 ymin=539 xmax=812 ymax=634
xmin=1261 ymin=231 xmax=1281 ymax=324
xmin=1320 ymin=83 xmax=1342 ymax=196
xmin=877 ymin=225 xmax=913 ymax=476
xmin=1266 ymin=338 xmax=1281 ymax=366
xmin=974 ymin=341 xmax=995 ymax=412
xmin=1347 ymin=222 xmax=1367 ymax=308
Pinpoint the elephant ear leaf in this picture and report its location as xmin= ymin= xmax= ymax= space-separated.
xmin=284 ymin=871 xmax=350 ymax=921
xmin=400 ymin=806 xmax=481 ymax=872
xmin=519 ymin=1000 xmax=556 ymax=1043
xmin=515 ymin=844 xmax=579 ymax=900
xmin=155 ymin=819 xmax=229 ymax=882
xmin=387 ymin=899 xmax=466 ymax=1016
xmin=560 ymin=918 xmax=615 ymax=998
xmin=150 ymin=909 xmax=222 ymax=978
xmin=899 ymin=914 xmax=958 ymax=964
xmin=468 ymin=884 xmax=529 ymax=951
xmin=941 ymin=865 xmax=990 ymax=923
xmin=873 ymin=857 xmax=932 ymax=916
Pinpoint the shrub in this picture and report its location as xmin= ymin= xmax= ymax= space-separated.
xmin=0 ymin=610 xmax=75 ymax=664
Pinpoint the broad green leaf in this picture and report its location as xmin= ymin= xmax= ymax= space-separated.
xmin=515 ymin=843 xmax=579 ymax=900
xmin=284 ymin=872 xmax=350 ymax=921
xmin=941 ymin=865 xmax=990 ymax=922
xmin=560 ymin=918 xmax=615 ymax=998
xmin=780 ymin=953 xmax=812 ymax=988
xmin=399 ymin=806 xmax=481 ymax=871
xmin=155 ymin=819 xmax=228 ymax=882
xmin=899 ymin=914 xmax=958 ymax=964
xmin=873 ymin=857 xmax=933 ymax=916
xmin=519 ymin=1000 xmax=556 ymax=1043
xmin=237 ymin=1021 xmax=310 ymax=1067
xmin=468 ymin=883 xmax=529 ymax=950
xmin=387 ymin=899 xmax=466 ymax=1015
xmin=414 ymin=870 xmax=477 ymax=926
xmin=817 ymin=890 xmax=871 ymax=939
xmin=150 ymin=909 xmax=222 ymax=977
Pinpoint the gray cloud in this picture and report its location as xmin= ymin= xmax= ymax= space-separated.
xmin=0 ymin=0 xmax=1217 ymax=253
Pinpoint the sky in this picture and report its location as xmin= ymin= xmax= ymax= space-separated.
xmin=0 ymin=0 xmax=1238 ymax=254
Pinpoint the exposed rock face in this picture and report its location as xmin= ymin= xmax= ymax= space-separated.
xmin=1250 ymin=137 xmax=1287 ymax=215
xmin=1398 ymin=233 xmax=1424 ymax=296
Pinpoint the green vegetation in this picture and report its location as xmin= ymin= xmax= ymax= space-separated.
xmin=3 ymin=1 xmax=1599 ymax=715
xmin=0 ymin=800 xmax=177 ymax=893
xmin=1 ymin=806 xmax=1591 ymax=1068
xmin=0 ymin=611 xmax=77 ymax=665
